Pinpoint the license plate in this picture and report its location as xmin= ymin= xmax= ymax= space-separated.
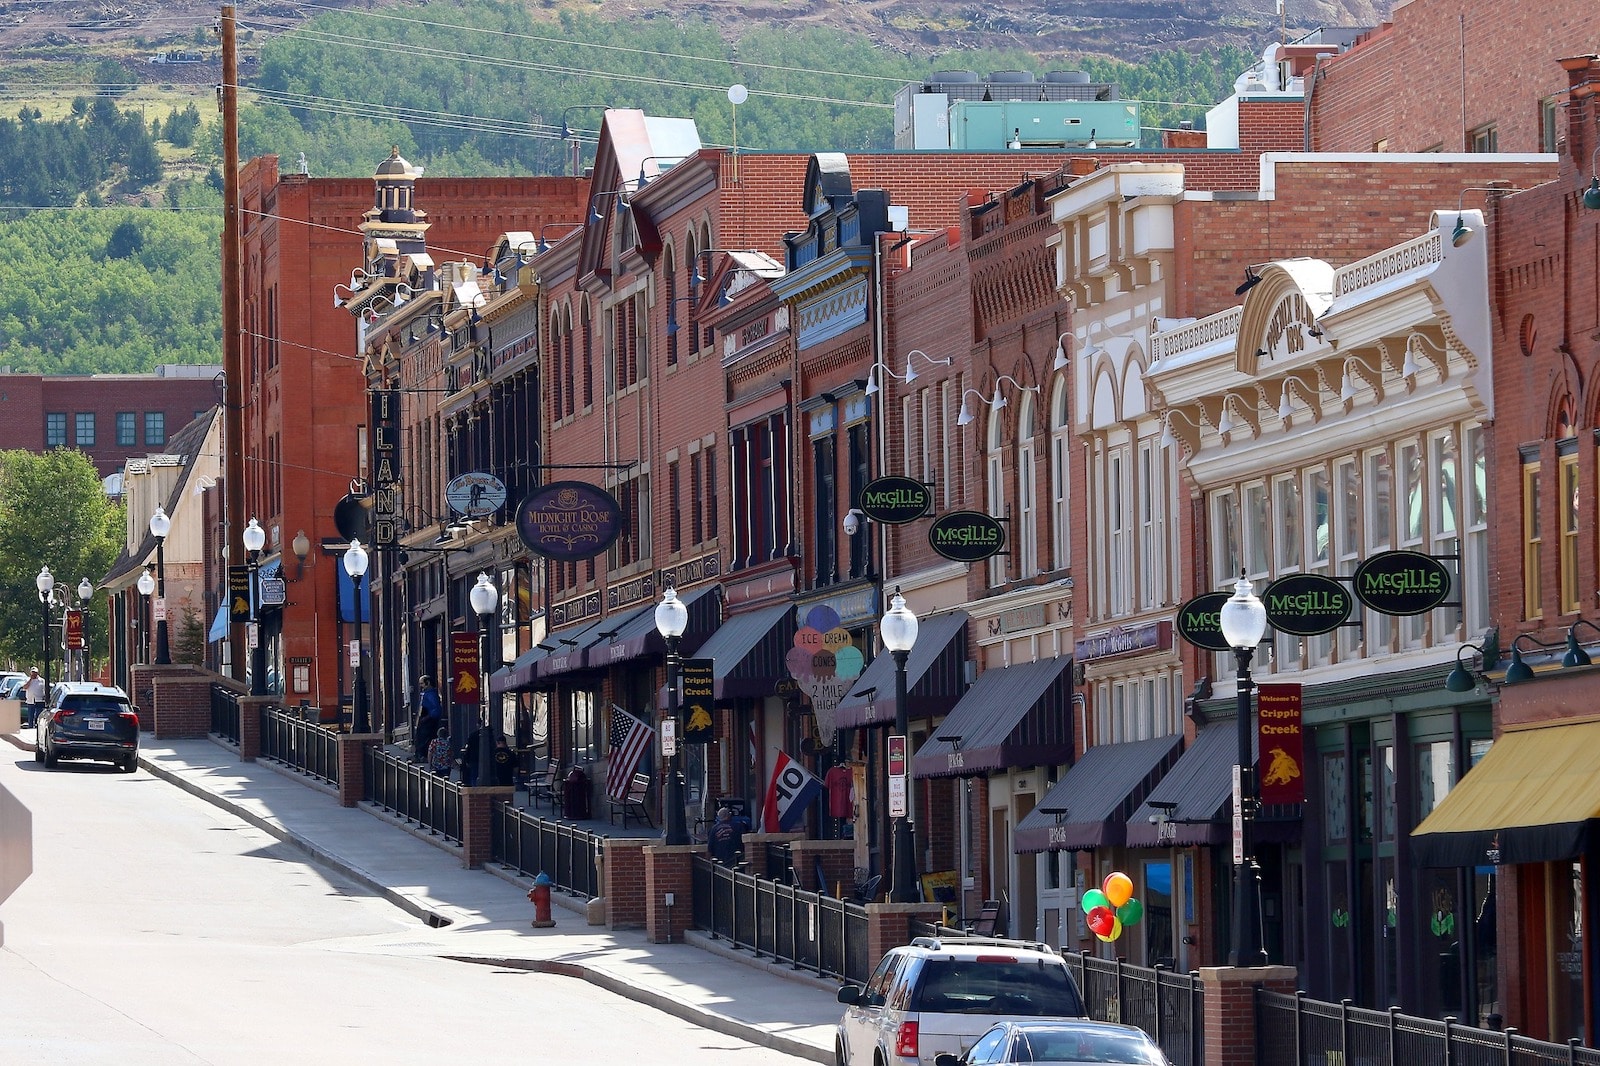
xmin=86 ymin=719 xmax=106 ymax=731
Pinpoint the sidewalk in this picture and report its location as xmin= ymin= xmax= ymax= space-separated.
xmin=136 ymin=737 xmax=841 ymax=1063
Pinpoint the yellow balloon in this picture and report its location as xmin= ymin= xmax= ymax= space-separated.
xmin=1104 ymin=871 xmax=1134 ymax=907
xmin=1094 ymin=917 xmax=1125 ymax=943
xmin=1095 ymin=930 xmax=1116 ymax=943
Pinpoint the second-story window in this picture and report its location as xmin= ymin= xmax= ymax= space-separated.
xmin=74 ymin=412 xmax=96 ymax=447
xmin=145 ymin=412 xmax=166 ymax=446
xmin=117 ymin=412 xmax=136 ymax=446
xmin=46 ymin=413 xmax=66 ymax=447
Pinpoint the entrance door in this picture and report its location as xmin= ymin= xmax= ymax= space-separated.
xmin=1015 ymin=791 xmax=1037 ymax=940
xmin=990 ymin=807 xmax=1011 ymax=937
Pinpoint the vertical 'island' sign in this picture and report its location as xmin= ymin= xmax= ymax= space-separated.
xmin=1175 ymin=591 xmax=1234 ymax=651
xmin=1351 ymin=550 xmax=1452 ymax=616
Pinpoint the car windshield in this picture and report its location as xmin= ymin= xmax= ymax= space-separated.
xmin=60 ymin=697 xmax=129 ymax=714
xmin=1017 ymin=1028 xmax=1165 ymax=1064
xmin=909 ymin=959 xmax=1084 ymax=1016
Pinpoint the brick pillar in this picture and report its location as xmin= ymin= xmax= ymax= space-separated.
xmin=336 ymin=733 xmax=380 ymax=808
xmin=740 ymin=832 xmax=804 ymax=880
xmin=643 ymin=844 xmax=703 ymax=943
xmin=865 ymin=902 xmax=946 ymax=966
xmin=789 ymin=838 xmax=857 ymax=895
xmin=1201 ymin=966 xmax=1299 ymax=1066
xmin=604 ymin=839 xmax=649 ymax=930
xmin=237 ymin=695 xmax=271 ymax=762
xmin=146 ymin=666 xmax=214 ymax=738
xmin=460 ymin=786 xmax=514 ymax=868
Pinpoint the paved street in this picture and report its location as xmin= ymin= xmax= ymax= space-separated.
xmin=0 ymin=737 xmax=819 ymax=1065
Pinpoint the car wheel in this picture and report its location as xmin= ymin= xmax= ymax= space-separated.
xmin=33 ymin=736 xmax=43 ymax=763
xmin=837 ymin=1037 xmax=849 ymax=1066
xmin=122 ymin=754 xmax=138 ymax=773
xmin=43 ymin=740 xmax=58 ymax=767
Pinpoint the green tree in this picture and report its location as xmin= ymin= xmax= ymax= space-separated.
xmin=105 ymin=218 xmax=143 ymax=259
xmin=0 ymin=449 xmax=124 ymax=672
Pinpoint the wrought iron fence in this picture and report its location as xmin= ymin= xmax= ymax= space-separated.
xmin=259 ymin=705 xmax=339 ymax=784
xmin=364 ymin=746 xmax=461 ymax=843
xmin=210 ymin=684 xmax=241 ymax=745
xmin=692 ymin=854 xmax=872 ymax=983
xmin=1258 ymin=991 xmax=1600 ymax=1066
xmin=1066 ymin=952 xmax=1204 ymax=1066
xmin=490 ymin=803 xmax=601 ymax=898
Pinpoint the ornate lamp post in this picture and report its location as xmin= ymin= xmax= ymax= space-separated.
xmin=136 ymin=567 xmax=156 ymax=664
xmin=243 ymin=517 xmax=267 ymax=696
xmin=469 ymin=572 xmax=499 ymax=783
xmin=149 ymin=505 xmax=172 ymax=665
xmin=1219 ymin=572 xmax=1269 ymax=967
xmin=344 ymin=539 xmax=371 ymax=733
xmin=880 ymin=588 xmax=920 ymax=903
xmin=36 ymin=566 xmax=57 ymax=691
xmin=76 ymin=577 xmax=93 ymax=681
xmin=655 ymin=586 xmax=689 ymax=845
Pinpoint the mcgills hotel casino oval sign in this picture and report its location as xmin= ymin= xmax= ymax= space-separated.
xmin=1263 ymin=573 xmax=1354 ymax=636
xmin=516 ymin=481 xmax=624 ymax=562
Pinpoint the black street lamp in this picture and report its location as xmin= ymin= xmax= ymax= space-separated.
xmin=243 ymin=517 xmax=267 ymax=697
xmin=655 ymin=586 xmax=689 ymax=846
xmin=1219 ymin=572 xmax=1269 ymax=968
xmin=76 ymin=577 xmax=93 ymax=681
xmin=345 ymin=539 xmax=371 ymax=733
xmin=150 ymin=506 xmax=172 ymax=665
xmin=136 ymin=567 xmax=155 ymax=664
xmin=880 ymin=588 xmax=920 ymax=903
xmin=469 ymin=572 xmax=499 ymax=783
xmin=35 ymin=566 xmax=58 ymax=691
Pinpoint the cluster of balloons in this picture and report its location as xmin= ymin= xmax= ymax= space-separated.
xmin=783 ymin=605 xmax=863 ymax=744
xmin=1083 ymin=872 xmax=1143 ymax=943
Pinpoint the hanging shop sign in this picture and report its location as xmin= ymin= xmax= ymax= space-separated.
xmin=928 ymin=510 xmax=1006 ymax=563
xmin=681 ymin=658 xmax=715 ymax=745
xmin=1263 ymin=573 xmax=1354 ymax=636
xmin=446 ymin=472 xmax=508 ymax=520
xmin=1351 ymin=550 xmax=1452 ymax=616
xmin=515 ymin=481 xmax=624 ymax=562
xmin=1175 ymin=591 xmax=1233 ymax=651
xmin=858 ymin=476 xmax=933 ymax=525
xmin=1256 ymin=683 xmax=1305 ymax=805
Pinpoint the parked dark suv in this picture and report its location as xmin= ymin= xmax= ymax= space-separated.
xmin=36 ymin=683 xmax=140 ymax=772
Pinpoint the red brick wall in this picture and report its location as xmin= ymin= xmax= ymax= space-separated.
xmin=148 ymin=667 xmax=213 ymax=738
xmin=604 ymin=838 xmax=648 ymax=930
xmin=642 ymin=845 xmax=701 ymax=942
xmin=1309 ymin=0 xmax=1585 ymax=153
xmin=0 ymin=374 xmax=217 ymax=476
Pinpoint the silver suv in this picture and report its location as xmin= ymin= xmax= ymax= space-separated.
xmin=836 ymin=936 xmax=1087 ymax=1066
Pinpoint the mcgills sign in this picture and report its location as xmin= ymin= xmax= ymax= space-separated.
xmin=858 ymin=476 xmax=932 ymax=525
xmin=928 ymin=510 xmax=1006 ymax=563
xmin=1175 ymin=591 xmax=1233 ymax=651
xmin=1352 ymin=550 xmax=1452 ymax=616
xmin=1263 ymin=574 xmax=1353 ymax=636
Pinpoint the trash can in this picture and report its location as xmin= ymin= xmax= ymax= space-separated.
xmin=563 ymin=764 xmax=591 ymax=820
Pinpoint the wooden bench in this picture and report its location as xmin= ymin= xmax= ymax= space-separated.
xmin=609 ymin=771 xmax=653 ymax=829
xmin=524 ymin=763 xmax=560 ymax=814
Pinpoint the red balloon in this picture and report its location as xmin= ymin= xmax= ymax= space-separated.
xmin=1086 ymin=905 xmax=1117 ymax=938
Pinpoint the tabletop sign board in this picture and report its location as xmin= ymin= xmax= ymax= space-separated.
xmin=1352 ymin=550 xmax=1453 ymax=616
xmin=858 ymin=476 xmax=933 ymax=525
xmin=258 ymin=577 xmax=287 ymax=607
xmin=1175 ymin=592 xmax=1234 ymax=651
xmin=0 ymin=782 xmax=33 ymax=909
xmin=888 ymin=734 xmax=908 ymax=778
xmin=446 ymin=471 xmax=508 ymax=520
xmin=1263 ymin=573 xmax=1353 ymax=636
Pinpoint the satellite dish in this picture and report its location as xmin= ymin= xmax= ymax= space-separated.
xmin=727 ymin=84 xmax=748 ymax=105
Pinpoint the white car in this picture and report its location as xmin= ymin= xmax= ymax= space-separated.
xmin=837 ymin=936 xmax=1088 ymax=1066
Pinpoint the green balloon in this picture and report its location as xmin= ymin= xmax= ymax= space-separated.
xmin=1117 ymin=898 xmax=1144 ymax=927
xmin=1081 ymin=889 xmax=1111 ymax=914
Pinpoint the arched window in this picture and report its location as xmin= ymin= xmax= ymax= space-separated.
xmin=986 ymin=404 xmax=1006 ymax=588
xmin=549 ymin=306 xmax=565 ymax=419
xmin=1050 ymin=379 xmax=1071 ymax=571
xmin=1016 ymin=391 xmax=1038 ymax=578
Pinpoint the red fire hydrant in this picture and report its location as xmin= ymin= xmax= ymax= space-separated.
xmin=528 ymin=872 xmax=556 ymax=928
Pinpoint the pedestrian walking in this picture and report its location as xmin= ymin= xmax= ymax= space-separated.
xmin=412 ymin=675 xmax=443 ymax=762
xmin=22 ymin=667 xmax=44 ymax=729
xmin=426 ymin=727 xmax=454 ymax=777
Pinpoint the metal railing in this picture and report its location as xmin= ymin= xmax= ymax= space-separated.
xmin=1067 ymin=952 xmax=1204 ymax=1066
xmin=364 ymin=746 xmax=462 ymax=843
xmin=210 ymin=684 xmax=241 ymax=745
xmin=490 ymin=803 xmax=601 ymax=898
xmin=1258 ymin=991 xmax=1600 ymax=1066
xmin=692 ymin=854 xmax=872 ymax=983
xmin=259 ymin=705 xmax=339 ymax=785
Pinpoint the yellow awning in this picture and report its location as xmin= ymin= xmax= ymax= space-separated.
xmin=1411 ymin=719 xmax=1600 ymax=867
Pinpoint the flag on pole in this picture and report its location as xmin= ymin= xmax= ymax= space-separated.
xmin=606 ymin=705 xmax=656 ymax=802
xmin=763 ymin=749 xmax=823 ymax=832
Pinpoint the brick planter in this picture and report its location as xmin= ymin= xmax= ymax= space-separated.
xmin=460 ymin=786 xmax=514 ymax=868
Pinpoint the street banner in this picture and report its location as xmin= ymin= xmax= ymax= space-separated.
xmin=1256 ymin=683 xmax=1305 ymax=805
xmin=64 ymin=609 xmax=84 ymax=651
xmin=450 ymin=632 xmax=480 ymax=705
xmin=763 ymin=750 xmax=823 ymax=833
xmin=681 ymin=658 xmax=714 ymax=744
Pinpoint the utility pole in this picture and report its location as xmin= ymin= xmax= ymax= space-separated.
xmin=220 ymin=4 xmax=247 ymax=687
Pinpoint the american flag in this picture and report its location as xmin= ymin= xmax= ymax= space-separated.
xmin=606 ymin=704 xmax=656 ymax=802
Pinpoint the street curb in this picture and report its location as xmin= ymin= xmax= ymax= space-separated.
xmin=450 ymin=953 xmax=834 ymax=1064
xmin=684 ymin=928 xmax=843 ymax=995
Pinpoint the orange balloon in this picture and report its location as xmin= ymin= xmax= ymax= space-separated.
xmin=1103 ymin=871 xmax=1134 ymax=907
